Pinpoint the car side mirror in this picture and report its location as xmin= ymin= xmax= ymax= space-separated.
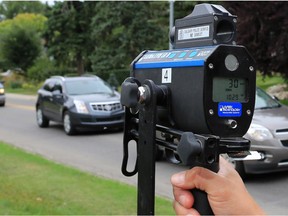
xmin=272 ymin=95 xmax=280 ymax=101
xmin=52 ymin=90 xmax=63 ymax=98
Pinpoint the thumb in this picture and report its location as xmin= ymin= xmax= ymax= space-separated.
xmin=171 ymin=166 xmax=220 ymax=193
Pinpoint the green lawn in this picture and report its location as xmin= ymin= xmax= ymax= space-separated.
xmin=256 ymin=73 xmax=286 ymax=91
xmin=256 ymin=73 xmax=288 ymax=105
xmin=0 ymin=141 xmax=174 ymax=215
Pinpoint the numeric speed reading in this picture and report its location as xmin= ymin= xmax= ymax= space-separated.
xmin=212 ymin=77 xmax=247 ymax=102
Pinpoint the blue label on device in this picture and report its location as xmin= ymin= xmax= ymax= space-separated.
xmin=218 ymin=102 xmax=242 ymax=117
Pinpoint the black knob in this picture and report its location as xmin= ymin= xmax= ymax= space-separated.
xmin=121 ymin=80 xmax=139 ymax=108
xmin=177 ymin=132 xmax=202 ymax=166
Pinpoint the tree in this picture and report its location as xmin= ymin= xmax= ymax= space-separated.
xmin=0 ymin=13 xmax=47 ymax=72
xmin=0 ymin=1 xmax=46 ymax=19
xmin=44 ymin=1 xmax=95 ymax=75
xmin=89 ymin=1 xmax=168 ymax=82
xmin=0 ymin=27 xmax=41 ymax=72
xmin=223 ymin=2 xmax=288 ymax=78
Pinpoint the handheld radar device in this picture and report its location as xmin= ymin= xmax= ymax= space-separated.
xmin=130 ymin=3 xmax=256 ymax=137
xmin=120 ymin=4 xmax=257 ymax=215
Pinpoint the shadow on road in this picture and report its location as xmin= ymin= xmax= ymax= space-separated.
xmin=244 ymin=171 xmax=288 ymax=183
xmin=47 ymin=122 xmax=123 ymax=136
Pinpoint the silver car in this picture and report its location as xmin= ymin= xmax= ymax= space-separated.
xmin=230 ymin=87 xmax=288 ymax=177
xmin=0 ymin=82 xmax=5 ymax=106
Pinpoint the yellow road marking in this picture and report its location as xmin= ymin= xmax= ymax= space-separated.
xmin=6 ymin=103 xmax=35 ymax=111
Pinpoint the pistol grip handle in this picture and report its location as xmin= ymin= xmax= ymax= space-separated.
xmin=191 ymin=189 xmax=214 ymax=215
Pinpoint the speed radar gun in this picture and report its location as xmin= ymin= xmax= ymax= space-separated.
xmin=121 ymin=3 xmax=258 ymax=215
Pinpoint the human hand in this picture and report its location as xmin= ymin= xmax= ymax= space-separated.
xmin=171 ymin=156 xmax=266 ymax=215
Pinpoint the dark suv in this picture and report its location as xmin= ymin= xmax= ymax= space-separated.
xmin=36 ymin=75 xmax=124 ymax=135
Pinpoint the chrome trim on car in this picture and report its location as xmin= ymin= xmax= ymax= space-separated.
xmin=278 ymin=161 xmax=288 ymax=167
xmin=90 ymin=101 xmax=122 ymax=112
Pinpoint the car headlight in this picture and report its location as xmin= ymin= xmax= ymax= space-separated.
xmin=247 ymin=123 xmax=273 ymax=141
xmin=74 ymin=100 xmax=89 ymax=113
xmin=0 ymin=88 xmax=4 ymax=94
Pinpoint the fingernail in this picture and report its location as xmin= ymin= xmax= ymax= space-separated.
xmin=171 ymin=171 xmax=185 ymax=185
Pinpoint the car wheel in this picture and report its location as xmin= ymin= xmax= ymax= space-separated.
xmin=36 ymin=107 xmax=49 ymax=127
xmin=63 ymin=111 xmax=77 ymax=135
xmin=222 ymin=154 xmax=246 ymax=178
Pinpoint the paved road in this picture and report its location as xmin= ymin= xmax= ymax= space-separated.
xmin=1 ymin=94 xmax=184 ymax=199
xmin=1 ymin=93 xmax=288 ymax=214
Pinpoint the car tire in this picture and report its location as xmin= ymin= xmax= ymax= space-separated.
xmin=36 ymin=106 xmax=49 ymax=128
xmin=63 ymin=111 xmax=77 ymax=135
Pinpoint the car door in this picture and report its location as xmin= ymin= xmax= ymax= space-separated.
xmin=50 ymin=81 xmax=65 ymax=122
xmin=40 ymin=80 xmax=55 ymax=118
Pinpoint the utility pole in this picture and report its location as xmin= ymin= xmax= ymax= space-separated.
xmin=169 ymin=0 xmax=174 ymax=50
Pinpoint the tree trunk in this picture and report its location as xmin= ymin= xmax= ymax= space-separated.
xmin=76 ymin=52 xmax=84 ymax=75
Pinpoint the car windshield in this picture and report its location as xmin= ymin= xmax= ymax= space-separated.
xmin=255 ymin=88 xmax=280 ymax=110
xmin=65 ymin=79 xmax=114 ymax=95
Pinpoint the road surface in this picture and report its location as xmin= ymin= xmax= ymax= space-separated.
xmin=0 ymin=93 xmax=287 ymax=214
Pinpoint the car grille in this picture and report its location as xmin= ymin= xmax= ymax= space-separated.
xmin=276 ymin=128 xmax=288 ymax=133
xmin=90 ymin=101 xmax=122 ymax=112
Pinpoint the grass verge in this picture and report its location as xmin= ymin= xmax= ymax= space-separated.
xmin=256 ymin=73 xmax=288 ymax=105
xmin=0 ymin=141 xmax=174 ymax=215
xmin=256 ymin=73 xmax=286 ymax=91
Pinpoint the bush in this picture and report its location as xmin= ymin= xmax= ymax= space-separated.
xmin=27 ymin=57 xmax=55 ymax=82
xmin=27 ymin=57 xmax=75 ymax=82
xmin=9 ymin=80 xmax=23 ymax=89
xmin=1 ymin=72 xmax=25 ymax=89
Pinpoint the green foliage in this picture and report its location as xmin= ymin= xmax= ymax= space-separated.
xmin=9 ymin=80 xmax=23 ymax=89
xmin=0 ymin=141 xmax=174 ymax=215
xmin=0 ymin=13 xmax=47 ymax=73
xmin=256 ymin=73 xmax=288 ymax=105
xmin=256 ymin=73 xmax=286 ymax=91
xmin=1 ymin=72 xmax=25 ymax=90
xmin=89 ymin=1 xmax=168 ymax=80
xmin=0 ymin=13 xmax=47 ymax=32
xmin=223 ymin=2 xmax=288 ymax=79
xmin=27 ymin=57 xmax=55 ymax=82
xmin=0 ymin=1 xmax=46 ymax=19
xmin=174 ymin=1 xmax=198 ymax=20
xmin=44 ymin=1 xmax=95 ymax=75
xmin=0 ymin=26 xmax=41 ymax=72
xmin=1 ymin=1 xmax=287 ymax=86
xmin=27 ymin=57 xmax=74 ymax=82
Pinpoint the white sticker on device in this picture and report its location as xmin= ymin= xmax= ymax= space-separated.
xmin=162 ymin=68 xmax=172 ymax=83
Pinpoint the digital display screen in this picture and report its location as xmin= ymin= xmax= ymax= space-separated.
xmin=213 ymin=77 xmax=247 ymax=102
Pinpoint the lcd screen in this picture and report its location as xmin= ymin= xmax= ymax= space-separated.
xmin=213 ymin=77 xmax=247 ymax=102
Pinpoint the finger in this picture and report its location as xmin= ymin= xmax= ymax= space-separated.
xmin=171 ymin=167 xmax=227 ymax=194
xmin=173 ymin=200 xmax=201 ymax=216
xmin=218 ymin=156 xmax=244 ymax=184
xmin=173 ymin=186 xmax=194 ymax=208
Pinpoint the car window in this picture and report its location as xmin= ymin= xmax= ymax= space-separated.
xmin=65 ymin=79 xmax=113 ymax=95
xmin=43 ymin=81 xmax=55 ymax=92
xmin=255 ymin=88 xmax=280 ymax=109
xmin=53 ymin=81 xmax=63 ymax=93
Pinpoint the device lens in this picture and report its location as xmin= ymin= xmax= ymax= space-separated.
xmin=216 ymin=20 xmax=234 ymax=43
xmin=225 ymin=54 xmax=239 ymax=71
